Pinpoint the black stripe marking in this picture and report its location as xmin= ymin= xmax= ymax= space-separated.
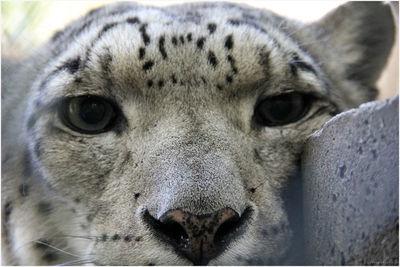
xmin=172 ymin=36 xmax=178 ymax=46
xmin=139 ymin=47 xmax=146 ymax=60
xmin=34 ymin=139 xmax=42 ymax=158
xmin=179 ymin=35 xmax=185 ymax=44
xmin=4 ymin=201 xmax=12 ymax=222
xmin=196 ymin=37 xmax=206 ymax=49
xmin=127 ymin=17 xmax=140 ymax=24
xmin=158 ymin=36 xmax=167 ymax=59
xmin=225 ymin=35 xmax=233 ymax=50
xmin=207 ymin=23 xmax=217 ymax=34
xmin=171 ymin=75 xmax=177 ymax=84
xmin=139 ymin=24 xmax=150 ymax=46
xmin=291 ymin=56 xmax=317 ymax=76
xmin=61 ymin=57 xmax=81 ymax=74
xmin=228 ymin=19 xmax=266 ymax=33
xmin=142 ymin=61 xmax=154 ymax=71
xmin=23 ymin=151 xmax=32 ymax=177
xmin=100 ymin=22 xmax=118 ymax=37
xmin=208 ymin=50 xmax=218 ymax=68
xmin=227 ymin=55 xmax=238 ymax=74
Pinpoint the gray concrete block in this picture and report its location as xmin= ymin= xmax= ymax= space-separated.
xmin=302 ymin=96 xmax=399 ymax=265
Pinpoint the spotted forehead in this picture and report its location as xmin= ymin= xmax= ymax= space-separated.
xmin=40 ymin=2 xmax=322 ymax=100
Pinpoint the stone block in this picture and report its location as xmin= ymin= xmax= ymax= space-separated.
xmin=302 ymin=96 xmax=399 ymax=265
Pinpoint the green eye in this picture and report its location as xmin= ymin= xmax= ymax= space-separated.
xmin=60 ymin=96 xmax=117 ymax=134
xmin=254 ymin=92 xmax=311 ymax=126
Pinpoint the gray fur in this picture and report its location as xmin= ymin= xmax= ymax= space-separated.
xmin=1 ymin=2 xmax=394 ymax=265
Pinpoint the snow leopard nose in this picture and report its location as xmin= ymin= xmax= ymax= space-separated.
xmin=144 ymin=207 xmax=251 ymax=265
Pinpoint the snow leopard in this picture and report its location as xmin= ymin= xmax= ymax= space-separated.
xmin=1 ymin=1 xmax=394 ymax=265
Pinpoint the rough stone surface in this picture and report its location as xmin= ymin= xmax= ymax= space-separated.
xmin=302 ymin=96 xmax=399 ymax=265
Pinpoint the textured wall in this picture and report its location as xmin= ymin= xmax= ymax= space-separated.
xmin=302 ymin=96 xmax=399 ymax=265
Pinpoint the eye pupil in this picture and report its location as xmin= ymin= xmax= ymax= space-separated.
xmin=80 ymin=99 xmax=106 ymax=124
xmin=60 ymin=95 xmax=116 ymax=134
xmin=255 ymin=92 xmax=310 ymax=126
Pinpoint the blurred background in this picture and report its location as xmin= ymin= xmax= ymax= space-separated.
xmin=1 ymin=1 xmax=398 ymax=100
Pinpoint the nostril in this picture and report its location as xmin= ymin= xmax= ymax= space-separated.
xmin=159 ymin=220 xmax=189 ymax=247
xmin=214 ymin=216 xmax=240 ymax=244
xmin=142 ymin=210 xmax=189 ymax=247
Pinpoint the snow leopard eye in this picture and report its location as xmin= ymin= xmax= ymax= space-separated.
xmin=254 ymin=92 xmax=311 ymax=126
xmin=59 ymin=95 xmax=116 ymax=134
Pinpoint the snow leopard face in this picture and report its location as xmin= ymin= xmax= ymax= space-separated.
xmin=2 ymin=1 xmax=394 ymax=265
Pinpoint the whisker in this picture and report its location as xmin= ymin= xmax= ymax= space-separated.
xmin=56 ymin=258 xmax=95 ymax=266
xmin=33 ymin=240 xmax=81 ymax=258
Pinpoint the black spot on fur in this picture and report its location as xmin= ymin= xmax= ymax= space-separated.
xmin=179 ymin=35 xmax=185 ymax=44
xmin=61 ymin=57 xmax=81 ymax=74
xmin=226 ymin=75 xmax=233 ymax=83
xmin=134 ymin=193 xmax=141 ymax=199
xmin=38 ymin=202 xmax=52 ymax=215
xmin=112 ymin=234 xmax=121 ymax=240
xmin=74 ymin=197 xmax=81 ymax=203
xmin=124 ymin=234 xmax=134 ymax=242
xmin=250 ymin=188 xmax=256 ymax=193
xmin=135 ymin=236 xmax=142 ymax=241
xmin=201 ymin=76 xmax=207 ymax=84
xmin=158 ymin=80 xmax=164 ymax=88
xmin=147 ymin=80 xmax=153 ymax=88
xmin=172 ymin=36 xmax=178 ymax=46
xmin=196 ymin=37 xmax=206 ymax=49
xmin=19 ymin=184 xmax=29 ymax=197
xmin=139 ymin=24 xmax=150 ymax=46
xmin=86 ymin=214 xmax=95 ymax=222
xmin=139 ymin=47 xmax=146 ymax=60
xmin=142 ymin=60 xmax=154 ymax=71
xmin=171 ymin=75 xmax=177 ymax=84
xmin=42 ymin=253 xmax=59 ymax=262
xmin=208 ymin=50 xmax=218 ymax=68
xmin=216 ymin=84 xmax=223 ymax=91
xmin=207 ymin=23 xmax=217 ymax=34
xmin=158 ymin=36 xmax=167 ymax=59
xmin=228 ymin=19 xmax=241 ymax=26
xmin=224 ymin=35 xmax=233 ymax=50
xmin=148 ymin=263 xmax=155 ymax=266
xmin=127 ymin=17 xmax=140 ymax=24
xmin=102 ymin=234 xmax=108 ymax=241
xmin=258 ymin=50 xmax=270 ymax=67
xmin=186 ymin=33 xmax=192 ymax=42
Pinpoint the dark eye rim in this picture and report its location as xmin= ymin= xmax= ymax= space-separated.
xmin=254 ymin=92 xmax=313 ymax=127
xmin=58 ymin=95 xmax=119 ymax=134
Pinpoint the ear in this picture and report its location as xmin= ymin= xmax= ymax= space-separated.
xmin=311 ymin=2 xmax=395 ymax=101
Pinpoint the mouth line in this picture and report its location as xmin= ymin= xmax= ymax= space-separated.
xmin=142 ymin=207 xmax=254 ymax=265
